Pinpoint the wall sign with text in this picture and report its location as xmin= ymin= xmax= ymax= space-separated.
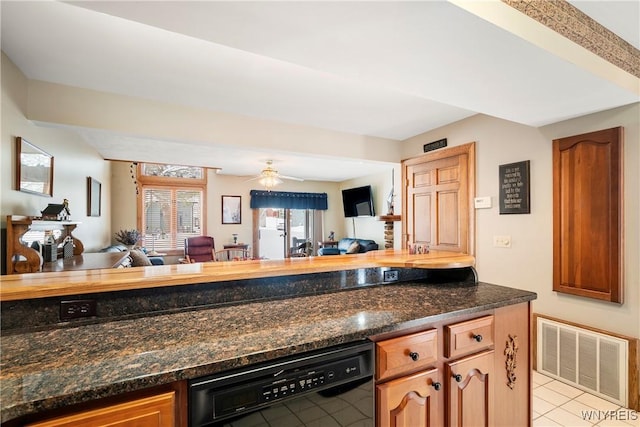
xmin=499 ymin=160 xmax=530 ymax=214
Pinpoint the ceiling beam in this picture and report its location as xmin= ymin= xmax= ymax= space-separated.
xmin=450 ymin=0 xmax=640 ymax=95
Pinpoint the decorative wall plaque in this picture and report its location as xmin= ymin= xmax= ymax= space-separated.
xmin=499 ymin=160 xmax=530 ymax=214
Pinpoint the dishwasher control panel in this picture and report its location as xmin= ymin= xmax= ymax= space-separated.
xmin=261 ymin=356 xmax=361 ymax=402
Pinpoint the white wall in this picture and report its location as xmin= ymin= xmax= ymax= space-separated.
xmin=401 ymin=105 xmax=639 ymax=338
xmin=1 ymin=53 xmax=112 ymax=261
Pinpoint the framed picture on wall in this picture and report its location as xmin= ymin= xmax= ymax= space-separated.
xmin=222 ymin=195 xmax=241 ymax=224
xmin=87 ymin=177 xmax=101 ymax=216
xmin=16 ymin=137 xmax=54 ymax=197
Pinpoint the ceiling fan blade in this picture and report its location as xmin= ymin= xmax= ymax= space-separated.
xmin=279 ymin=175 xmax=304 ymax=182
xmin=244 ymin=175 xmax=261 ymax=182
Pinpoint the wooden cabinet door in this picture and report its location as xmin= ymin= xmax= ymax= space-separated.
xmin=446 ymin=350 xmax=494 ymax=427
xmin=553 ymin=127 xmax=623 ymax=303
xmin=376 ymin=368 xmax=444 ymax=427
xmin=26 ymin=392 xmax=176 ymax=427
xmin=402 ymin=143 xmax=475 ymax=254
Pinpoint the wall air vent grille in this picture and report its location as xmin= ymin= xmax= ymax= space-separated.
xmin=537 ymin=317 xmax=628 ymax=407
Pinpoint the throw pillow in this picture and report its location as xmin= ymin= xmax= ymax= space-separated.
xmin=129 ymin=249 xmax=152 ymax=267
xmin=346 ymin=241 xmax=361 ymax=254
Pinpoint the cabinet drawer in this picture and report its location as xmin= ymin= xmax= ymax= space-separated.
xmin=444 ymin=315 xmax=494 ymax=358
xmin=376 ymin=329 xmax=437 ymax=381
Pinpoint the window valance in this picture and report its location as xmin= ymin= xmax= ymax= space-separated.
xmin=250 ymin=190 xmax=328 ymax=210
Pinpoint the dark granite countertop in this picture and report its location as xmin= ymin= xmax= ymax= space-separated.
xmin=0 ymin=281 xmax=535 ymax=423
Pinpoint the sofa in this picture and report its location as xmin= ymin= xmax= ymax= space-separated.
xmin=100 ymin=244 xmax=165 ymax=266
xmin=317 ymin=238 xmax=379 ymax=256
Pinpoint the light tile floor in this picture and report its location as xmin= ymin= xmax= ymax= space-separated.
xmin=533 ymin=370 xmax=639 ymax=427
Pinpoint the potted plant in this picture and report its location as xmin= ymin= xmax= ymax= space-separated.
xmin=114 ymin=229 xmax=142 ymax=249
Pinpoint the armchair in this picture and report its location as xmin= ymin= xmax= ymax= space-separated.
xmin=184 ymin=236 xmax=215 ymax=263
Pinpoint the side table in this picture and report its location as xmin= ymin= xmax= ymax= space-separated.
xmin=223 ymin=243 xmax=249 ymax=250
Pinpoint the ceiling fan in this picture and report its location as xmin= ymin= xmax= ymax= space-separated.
xmin=247 ymin=160 xmax=304 ymax=189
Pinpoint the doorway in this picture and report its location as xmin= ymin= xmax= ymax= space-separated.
xmin=402 ymin=142 xmax=476 ymax=254
xmin=254 ymin=208 xmax=320 ymax=259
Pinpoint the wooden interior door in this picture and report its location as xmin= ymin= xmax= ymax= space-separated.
xmin=402 ymin=143 xmax=475 ymax=254
xmin=552 ymin=127 xmax=623 ymax=303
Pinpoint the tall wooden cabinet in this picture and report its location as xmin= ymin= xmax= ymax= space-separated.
xmin=552 ymin=127 xmax=623 ymax=303
xmin=374 ymin=302 xmax=531 ymax=427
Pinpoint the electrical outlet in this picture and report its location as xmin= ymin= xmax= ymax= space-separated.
xmin=60 ymin=299 xmax=97 ymax=320
xmin=493 ymin=235 xmax=512 ymax=248
xmin=383 ymin=269 xmax=399 ymax=282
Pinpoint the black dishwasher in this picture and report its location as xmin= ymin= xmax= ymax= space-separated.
xmin=189 ymin=341 xmax=374 ymax=427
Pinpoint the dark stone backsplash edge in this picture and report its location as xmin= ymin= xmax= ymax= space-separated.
xmin=2 ymin=267 xmax=473 ymax=333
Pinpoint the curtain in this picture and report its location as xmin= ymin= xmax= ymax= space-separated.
xmin=250 ymin=190 xmax=328 ymax=210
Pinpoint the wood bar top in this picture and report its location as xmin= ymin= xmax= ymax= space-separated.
xmin=0 ymin=249 xmax=474 ymax=302
xmin=41 ymin=251 xmax=130 ymax=272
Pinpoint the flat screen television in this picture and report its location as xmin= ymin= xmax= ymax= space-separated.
xmin=342 ymin=185 xmax=375 ymax=217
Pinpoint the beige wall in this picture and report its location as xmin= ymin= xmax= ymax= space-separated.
xmin=111 ymin=160 xmax=351 ymax=250
xmin=25 ymin=80 xmax=402 ymax=164
xmin=402 ymin=105 xmax=640 ymax=338
xmin=1 ymin=53 xmax=112 ymax=258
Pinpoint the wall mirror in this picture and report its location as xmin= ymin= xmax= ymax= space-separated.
xmin=16 ymin=137 xmax=54 ymax=197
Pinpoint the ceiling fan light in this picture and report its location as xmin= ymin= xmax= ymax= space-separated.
xmin=259 ymin=175 xmax=283 ymax=189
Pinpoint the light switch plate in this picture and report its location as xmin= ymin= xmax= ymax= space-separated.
xmin=474 ymin=196 xmax=492 ymax=209
xmin=493 ymin=235 xmax=512 ymax=248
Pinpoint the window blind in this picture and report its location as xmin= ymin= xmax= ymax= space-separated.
xmin=142 ymin=187 xmax=203 ymax=251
